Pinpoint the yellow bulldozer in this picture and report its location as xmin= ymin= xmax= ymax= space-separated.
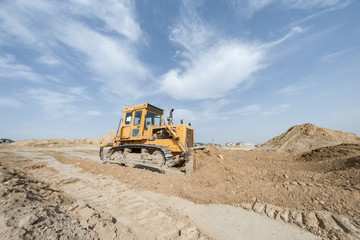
xmin=100 ymin=103 xmax=194 ymax=175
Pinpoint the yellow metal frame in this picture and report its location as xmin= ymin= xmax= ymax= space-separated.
xmin=108 ymin=103 xmax=194 ymax=155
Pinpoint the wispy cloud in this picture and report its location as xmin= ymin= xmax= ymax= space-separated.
xmin=55 ymin=21 xmax=150 ymax=99
xmin=231 ymin=0 xmax=275 ymax=18
xmin=262 ymin=26 xmax=305 ymax=48
xmin=85 ymin=110 xmax=102 ymax=117
xmin=226 ymin=104 xmax=262 ymax=116
xmin=67 ymin=87 xmax=91 ymax=100
xmin=175 ymin=101 xmax=261 ymax=124
xmin=26 ymin=88 xmax=76 ymax=119
xmin=25 ymin=87 xmax=102 ymax=119
xmin=0 ymin=0 xmax=149 ymax=100
xmin=161 ymin=2 xmax=266 ymax=100
xmin=161 ymin=1 xmax=307 ymax=101
xmin=0 ymin=55 xmax=41 ymax=82
xmin=231 ymin=0 xmax=349 ymax=18
xmin=174 ymin=99 xmax=231 ymax=123
xmin=262 ymin=104 xmax=290 ymax=116
xmin=67 ymin=0 xmax=143 ymax=43
xmin=284 ymin=0 xmax=344 ymax=9
xmin=0 ymin=97 xmax=22 ymax=108
xmin=37 ymin=55 xmax=62 ymax=66
xmin=319 ymin=50 xmax=348 ymax=63
xmin=278 ymin=85 xmax=308 ymax=96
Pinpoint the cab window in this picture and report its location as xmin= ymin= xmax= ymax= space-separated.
xmin=145 ymin=111 xmax=161 ymax=129
xmin=133 ymin=110 xmax=142 ymax=126
xmin=124 ymin=112 xmax=132 ymax=125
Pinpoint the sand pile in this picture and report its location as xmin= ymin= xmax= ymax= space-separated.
xmin=8 ymin=130 xmax=117 ymax=148
xmin=258 ymin=123 xmax=360 ymax=153
xmin=10 ymin=138 xmax=92 ymax=147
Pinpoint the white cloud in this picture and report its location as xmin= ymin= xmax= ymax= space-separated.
xmin=0 ymin=55 xmax=41 ymax=82
xmin=161 ymin=2 xmax=266 ymax=100
xmin=67 ymin=0 xmax=143 ymax=42
xmin=169 ymin=1 xmax=215 ymax=55
xmin=0 ymin=0 xmax=149 ymax=100
xmin=0 ymin=97 xmax=22 ymax=108
xmin=38 ymin=55 xmax=62 ymax=66
xmin=285 ymin=0 xmax=342 ymax=9
xmin=173 ymin=109 xmax=198 ymax=122
xmin=278 ymin=85 xmax=307 ymax=96
xmin=262 ymin=26 xmax=305 ymax=48
xmin=233 ymin=0 xmax=275 ymax=18
xmin=319 ymin=50 xmax=348 ymax=63
xmin=226 ymin=104 xmax=262 ymax=116
xmin=161 ymin=42 xmax=264 ymax=100
xmin=55 ymin=21 xmax=150 ymax=98
xmin=68 ymin=87 xmax=91 ymax=100
xmin=262 ymin=104 xmax=290 ymax=116
xmin=27 ymin=88 xmax=76 ymax=119
xmin=85 ymin=110 xmax=102 ymax=117
xmin=231 ymin=0 xmax=348 ymax=18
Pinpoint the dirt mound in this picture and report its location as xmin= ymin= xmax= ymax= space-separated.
xmin=298 ymin=144 xmax=360 ymax=162
xmin=102 ymin=129 xmax=117 ymax=143
xmin=10 ymin=138 xmax=91 ymax=147
xmin=8 ymin=130 xmax=117 ymax=148
xmin=296 ymin=144 xmax=360 ymax=172
xmin=258 ymin=123 xmax=360 ymax=153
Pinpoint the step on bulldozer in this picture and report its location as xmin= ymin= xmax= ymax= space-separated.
xmin=100 ymin=103 xmax=194 ymax=176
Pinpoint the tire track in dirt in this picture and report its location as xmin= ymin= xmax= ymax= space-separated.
xmin=15 ymin=152 xmax=205 ymax=239
xmin=12 ymin=151 xmax=321 ymax=240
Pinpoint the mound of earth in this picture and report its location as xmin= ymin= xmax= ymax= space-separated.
xmin=258 ymin=123 xmax=360 ymax=153
xmin=7 ymin=130 xmax=117 ymax=148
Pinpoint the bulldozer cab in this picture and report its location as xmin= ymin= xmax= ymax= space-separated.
xmin=120 ymin=103 xmax=164 ymax=141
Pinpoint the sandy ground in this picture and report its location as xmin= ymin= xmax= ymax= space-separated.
xmin=2 ymin=123 xmax=359 ymax=239
xmin=0 ymin=144 xmax=328 ymax=240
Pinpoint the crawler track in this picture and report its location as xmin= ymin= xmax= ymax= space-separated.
xmin=99 ymin=144 xmax=192 ymax=176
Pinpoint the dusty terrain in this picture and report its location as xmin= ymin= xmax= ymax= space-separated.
xmin=1 ymin=123 xmax=359 ymax=239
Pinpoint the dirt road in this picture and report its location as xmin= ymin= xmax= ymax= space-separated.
xmin=0 ymin=145 xmax=321 ymax=240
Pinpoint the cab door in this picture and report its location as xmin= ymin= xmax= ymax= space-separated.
xmin=120 ymin=111 xmax=133 ymax=139
xmin=130 ymin=110 xmax=144 ymax=140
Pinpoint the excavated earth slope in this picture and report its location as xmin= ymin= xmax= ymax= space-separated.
xmin=258 ymin=123 xmax=360 ymax=153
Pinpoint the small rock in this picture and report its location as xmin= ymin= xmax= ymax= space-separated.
xmin=75 ymin=200 xmax=87 ymax=209
xmin=175 ymin=221 xmax=185 ymax=230
xmin=180 ymin=225 xmax=198 ymax=238
xmin=79 ymin=219 xmax=89 ymax=228
xmin=253 ymin=203 xmax=265 ymax=214
xmin=284 ymin=174 xmax=289 ymax=179
xmin=290 ymin=211 xmax=304 ymax=227
xmin=77 ymin=207 xmax=95 ymax=220
xmin=18 ymin=214 xmax=37 ymax=227
xmin=280 ymin=209 xmax=290 ymax=223
xmin=265 ymin=204 xmax=280 ymax=219
xmin=332 ymin=215 xmax=358 ymax=234
xmin=305 ymin=212 xmax=318 ymax=229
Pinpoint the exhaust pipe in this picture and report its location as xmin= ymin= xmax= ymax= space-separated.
xmin=167 ymin=109 xmax=174 ymax=125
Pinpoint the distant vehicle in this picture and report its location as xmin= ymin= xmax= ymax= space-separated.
xmin=0 ymin=138 xmax=14 ymax=144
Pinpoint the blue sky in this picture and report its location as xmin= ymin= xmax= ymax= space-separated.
xmin=0 ymin=0 xmax=359 ymax=144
